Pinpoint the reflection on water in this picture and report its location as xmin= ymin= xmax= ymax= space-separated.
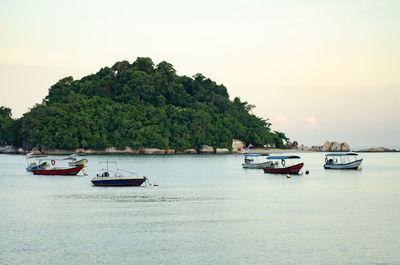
xmin=1 ymin=153 xmax=400 ymax=264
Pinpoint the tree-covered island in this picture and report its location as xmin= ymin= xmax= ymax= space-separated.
xmin=0 ymin=57 xmax=288 ymax=153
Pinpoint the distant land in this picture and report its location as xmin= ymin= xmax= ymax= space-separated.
xmin=0 ymin=57 xmax=288 ymax=153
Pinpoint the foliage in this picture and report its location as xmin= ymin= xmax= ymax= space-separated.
xmin=0 ymin=107 xmax=22 ymax=146
xmin=1 ymin=57 xmax=288 ymax=151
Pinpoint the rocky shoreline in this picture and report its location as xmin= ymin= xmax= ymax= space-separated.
xmin=1 ymin=139 xmax=398 ymax=155
xmin=0 ymin=142 xmax=241 ymax=155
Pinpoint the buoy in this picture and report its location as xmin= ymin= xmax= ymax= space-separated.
xmin=153 ymin=181 xmax=159 ymax=186
xmin=305 ymin=170 xmax=310 ymax=175
xmin=286 ymin=174 xmax=291 ymax=178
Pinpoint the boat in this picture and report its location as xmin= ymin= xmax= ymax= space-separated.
xmin=323 ymin=153 xmax=363 ymax=169
xmin=31 ymin=155 xmax=87 ymax=175
xmin=263 ymin=155 xmax=304 ymax=174
xmin=242 ymin=153 xmax=270 ymax=169
xmin=91 ymin=161 xmax=147 ymax=187
xmin=65 ymin=154 xmax=88 ymax=167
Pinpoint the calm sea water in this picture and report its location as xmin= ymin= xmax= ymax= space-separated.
xmin=1 ymin=153 xmax=399 ymax=265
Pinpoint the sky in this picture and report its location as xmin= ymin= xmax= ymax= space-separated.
xmin=1 ymin=0 xmax=399 ymax=148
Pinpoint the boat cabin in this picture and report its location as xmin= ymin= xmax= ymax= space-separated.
xmin=325 ymin=153 xmax=359 ymax=164
xmin=243 ymin=153 xmax=269 ymax=164
xmin=324 ymin=153 xmax=363 ymax=170
xmin=242 ymin=153 xmax=270 ymax=169
xmin=266 ymin=155 xmax=301 ymax=169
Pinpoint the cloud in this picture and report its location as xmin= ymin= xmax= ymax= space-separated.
xmin=269 ymin=113 xmax=321 ymax=132
xmin=272 ymin=113 xmax=289 ymax=124
xmin=304 ymin=116 xmax=319 ymax=131
xmin=306 ymin=116 xmax=317 ymax=125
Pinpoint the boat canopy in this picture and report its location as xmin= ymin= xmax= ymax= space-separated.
xmin=28 ymin=155 xmax=82 ymax=161
xmin=325 ymin=153 xmax=358 ymax=157
xmin=267 ymin=155 xmax=301 ymax=160
xmin=27 ymin=154 xmax=48 ymax=159
xmin=243 ymin=153 xmax=269 ymax=157
xmin=65 ymin=154 xmax=86 ymax=158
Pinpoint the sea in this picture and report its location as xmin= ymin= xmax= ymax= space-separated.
xmin=1 ymin=153 xmax=399 ymax=265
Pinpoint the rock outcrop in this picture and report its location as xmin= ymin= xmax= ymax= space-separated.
xmin=198 ymin=145 xmax=214 ymax=153
xmin=311 ymin=145 xmax=323 ymax=152
xmin=232 ymin=139 xmax=244 ymax=153
xmin=216 ymin=148 xmax=229 ymax=154
xmin=322 ymin=141 xmax=331 ymax=152
xmin=165 ymin=149 xmax=176 ymax=154
xmin=0 ymin=145 xmax=17 ymax=154
xmin=316 ymin=141 xmax=351 ymax=152
xmin=330 ymin=142 xmax=341 ymax=152
xmin=287 ymin=140 xmax=351 ymax=152
xmin=358 ymin=147 xmax=398 ymax=152
xmin=286 ymin=141 xmax=299 ymax=149
xmin=139 ymin=148 xmax=166 ymax=154
xmin=298 ymin=144 xmax=310 ymax=151
xmin=341 ymin=143 xmax=350 ymax=152
xmin=184 ymin=149 xmax=198 ymax=154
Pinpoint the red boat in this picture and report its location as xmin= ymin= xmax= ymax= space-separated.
xmin=33 ymin=166 xmax=85 ymax=175
xmin=263 ymin=155 xmax=304 ymax=174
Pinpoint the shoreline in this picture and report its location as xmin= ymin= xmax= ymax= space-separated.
xmin=1 ymin=147 xmax=398 ymax=155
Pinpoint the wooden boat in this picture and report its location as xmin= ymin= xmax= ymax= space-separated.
xmin=33 ymin=166 xmax=85 ymax=175
xmin=324 ymin=153 xmax=363 ymax=169
xmin=91 ymin=161 xmax=147 ymax=187
xmin=242 ymin=153 xmax=270 ymax=169
xmin=30 ymin=155 xmax=87 ymax=175
xmin=263 ymin=155 xmax=304 ymax=174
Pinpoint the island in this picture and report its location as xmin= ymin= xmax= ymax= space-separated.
xmin=0 ymin=57 xmax=288 ymax=154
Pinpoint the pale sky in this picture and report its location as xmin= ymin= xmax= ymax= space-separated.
xmin=1 ymin=0 xmax=399 ymax=148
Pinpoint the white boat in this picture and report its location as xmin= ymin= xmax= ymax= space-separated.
xmin=242 ymin=154 xmax=270 ymax=169
xmin=26 ymin=154 xmax=88 ymax=175
xmin=324 ymin=153 xmax=363 ymax=170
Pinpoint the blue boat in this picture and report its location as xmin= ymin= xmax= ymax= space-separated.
xmin=324 ymin=153 xmax=363 ymax=170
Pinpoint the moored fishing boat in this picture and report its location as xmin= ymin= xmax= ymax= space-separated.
xmin=242 ymin=153 xmax=270 ymax=169
xmin=323 ymin=153 xmax=363 ymax=169
xmin=65 ymin=154 xmax=88 ymax=167
xmin=263 ymin=155 xmax=304 ymax=174
xmin=91 ymin=161 xmax=147 ymax=187
xmin=31 ymin=155 xmax=87 ymax=175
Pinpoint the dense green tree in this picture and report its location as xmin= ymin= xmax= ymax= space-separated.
xmin=2 ymin=57 xmax=288 ymax=151
xmin=0 ymin=107 xmax=22 ymax=147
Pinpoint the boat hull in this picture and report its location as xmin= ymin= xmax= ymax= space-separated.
xmin=324 ymin=159 xmax=363 ymax=170
xmin=91 ymin=176 xmax=146 ymax=186
xmin=263 ymin=163 xmax=304 ymax=174
xmin=242 ymin=162 xmax=269 ymax=169
xmin=33 ymin=166 xmax=85 ymax=175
